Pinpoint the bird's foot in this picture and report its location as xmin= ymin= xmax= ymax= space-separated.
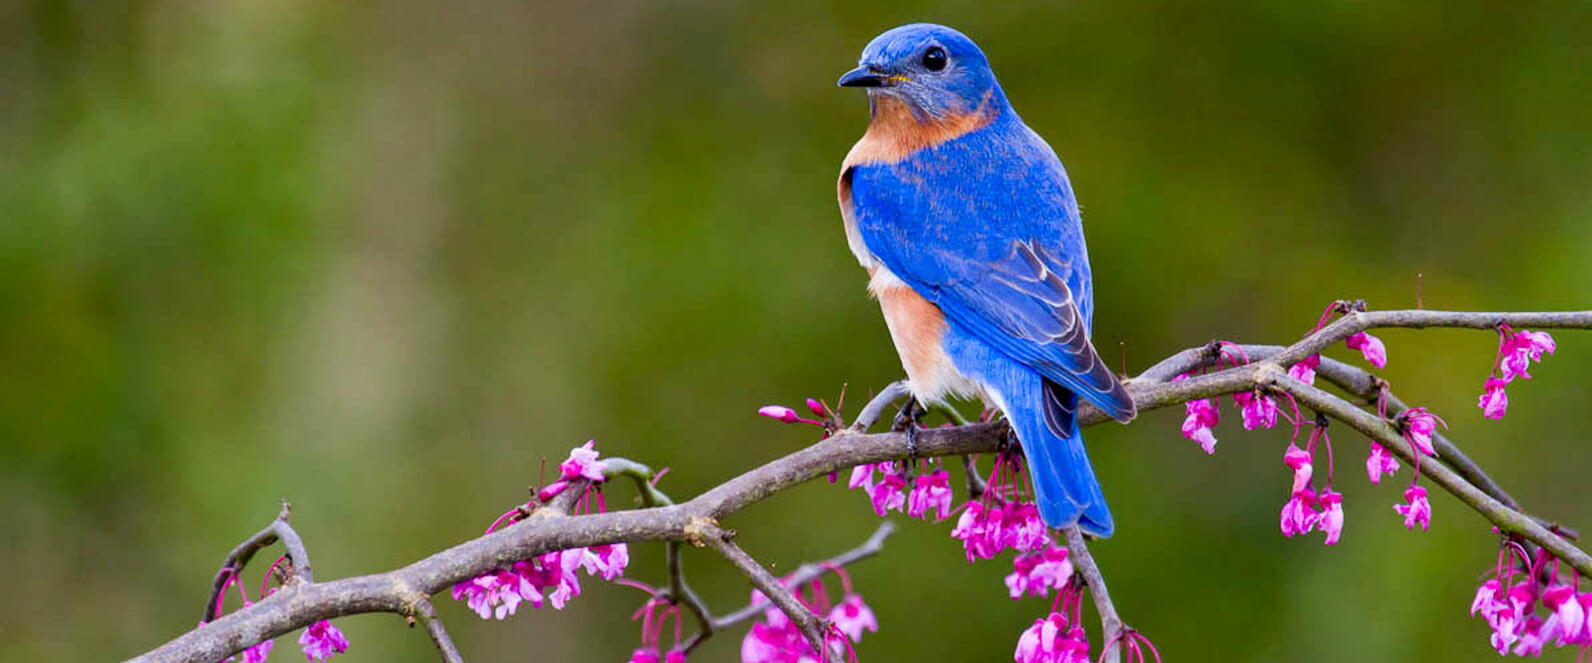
xmin=892 ymin=397 xmax=926 ymax=463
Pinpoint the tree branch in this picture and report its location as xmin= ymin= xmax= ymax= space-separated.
xmin=129 ymin=308 xmax=1592 ymax=663
xmin=1063 ymin=527 xmax=1122 ymax=663
xmin=695 ymin=522 xmax=830 ymax=660
xmin=202 ymin=501 xmax=313 ymax=624
xmin=410 ymin=598 xmax=463 ymax=663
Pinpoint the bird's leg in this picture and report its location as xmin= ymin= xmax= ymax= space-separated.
xmin=891 ymin=397 xmax=926 ymax=470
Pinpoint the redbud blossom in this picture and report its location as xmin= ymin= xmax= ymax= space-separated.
xmin=1345 ymin=331 xmax=1387 ymax=369
xmin=665 ymin=650 xmax=688 ymax=663
xmin=906 ymin=469 xmax=954 ymax=521
xmin=1233 ymin=390 xmax=1278 ymax=430
xmin=1394 ymin=485 xmax=1431 ymax=531
xmin=1180 ymin=397 xmax=1220 ymax=454
xmin=758 ymin=406 xmax=800 ymax=423
xmin=806 ymin=398 xmax=827 ymax=417
xmin=1279 ymin=490 xmax=1320 ymax=538
xmin=1283 ymin=444 xmax=1313 ymax=494
xmin=298 ymin=620 xmax=350 ymax=662
xmin=1477 ymin=377 xmax=1509 ymax=420
xmin=1364 ymin=443 xmax=1399 ymax=484
xmin=239 ymin=638 xmax=273 ymax=663
xmin=828 ymin=594 xmax=879 ymax=643
xmin=582 ymin=543 xmax=630 ymax=581
xmin=1317 ymin=490 xmax=1344 ymax=545
xmin=1512 ymin=616 xmax=1553 ymax=656
xmin=1542 ymin=584 xmax=1586 ymax=645
xmin=629 ymin=649 xmax=661 ymax=663
xmin=1016 ymin=612 xmax=1087 ymax=663
xmin=1400 ymin=408 xmax=1444 ymax=457
xmin=1005 ymin=545 xmax=1073 ymax=600
xmin=559 ymin=440 xmax=608 ymax=482
xmin=1288 ymin=353 xmax=1320 ymax=385
xmin=868 ymin=470 xmax=907 ymax=516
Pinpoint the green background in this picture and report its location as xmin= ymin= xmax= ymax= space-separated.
xmin=2 ymin=2 xmax=1589 ymax=661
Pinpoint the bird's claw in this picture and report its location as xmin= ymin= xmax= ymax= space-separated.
xmin=892 ymin=397 xmax=926 ymax=462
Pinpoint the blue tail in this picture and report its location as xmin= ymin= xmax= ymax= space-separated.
xmin=945 ymin=330 xmax=1115 ymax=537
xmin=1001 ymin=375 xmax=1114 ymax=537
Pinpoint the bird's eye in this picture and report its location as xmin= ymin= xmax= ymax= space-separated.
xmin=921 ymin=46 xmax=947 ymax=72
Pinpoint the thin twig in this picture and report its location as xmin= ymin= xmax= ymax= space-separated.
xmin=1063 ymin=527 xmax=1122 ymax=663
xmin=849 ymin=380 xmax=909 ymax=432
xmin=202 ymin=501 xmax=313 ymax=624
xmin=411 ymin=598 xmax=464 ymax=663
xmin=711 ymin=521 xmax=897 ymax=630
xmin=697 ymin=522 xmax=830 ymax=661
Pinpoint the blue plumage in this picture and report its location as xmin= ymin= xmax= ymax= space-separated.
xmin=838 ymin=24 xmax=1134 ymax=536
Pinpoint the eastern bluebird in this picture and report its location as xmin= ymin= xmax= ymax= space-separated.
xmin=836 ymin=24 xmax=1136 ymax=537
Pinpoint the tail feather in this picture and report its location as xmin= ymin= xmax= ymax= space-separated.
xmin=1008 ymin=378 xmax=1113 ymax=537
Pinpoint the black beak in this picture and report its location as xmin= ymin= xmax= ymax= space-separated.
xmin=837 ymin=65 xmax=891 ymax=88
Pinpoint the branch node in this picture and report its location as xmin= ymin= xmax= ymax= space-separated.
xmin=685 ymin=516 xmax=721 ymax=547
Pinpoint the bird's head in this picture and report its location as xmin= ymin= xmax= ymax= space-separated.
xmin=837 ymin=24 xmax=1006 ymax=122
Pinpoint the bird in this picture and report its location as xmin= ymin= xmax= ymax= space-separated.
xmin=835 ymin=23 xmax=1136 ymax=537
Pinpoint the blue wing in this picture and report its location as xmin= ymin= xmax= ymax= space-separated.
xmin=846 ymin=120 xmax=1135 ymax=422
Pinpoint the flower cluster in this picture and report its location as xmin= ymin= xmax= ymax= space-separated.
xmin=299 ymin=620 xmax=350 ymax=662
xmin=1477 ymin=326 xmax=1556 ymax=419
xmin=453 ymin=442 xmax=630 ymax=620
xmin=1277 ymin=424 xmax=1343 ymax=545
xmin=848 ymin=461 xmax=953 ymax=520
xmin=1014 ymin=577 xmax=1091 ymax=663
xmin=1469 ymin=544 xmax=1592 ymax=656
xmin=203 ymin=561 xmax=352 ymax=663
xmin=741 ymin=566 xmax=876 ymax=663
xmin=1005 ymin=545 xmax=1073 ymax=600
xmin=949 ymin=450 xmax=1049 ymax=561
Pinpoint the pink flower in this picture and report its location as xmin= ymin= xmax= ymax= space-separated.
xmin=805 ymin=398 xmax=827 ymax=417
xmin=629 ymin=649 xmax=661 ymax=663
xmin=1002 ymin=502 xmax=1050 ymax=552
xmin=1289 ymin=353 xmax=1321 ymax=385
xmin=1513 ymin=615 xmax=1554 ymax=656
xmin=1478 ymin=377 xmax=1509 ymax=419
xmin=540 ymin=549 xmax=585 ymax=609
xmin=665 ymin=649 xmax=688 ymax=663
xmin=1181 ymin=397 xmax=1220 ymax=454
xmin=1233 ymin=390 xmax=1278 ymax=430
xmin=1515 ymin=330 xmax=1557 ymax=360
xmin=1364 ymin=443 xmax=1399 ymax=484
xmin=1283 ymin=444 xmax=1314 ymax=494
xmin=1393 ymin=485 xmax=1430 ymax=531
xmin=1471 ymin=578 xmax=1503 ymax=618
xmin=1005 ymin=545 xmax=1072 ymax=600
xmin=559 ymin=440 xmax=607 ymax=482
xmin=298 ymin=620 xmax=349 ymax=662
xmin=1015 ymin=612 xmax=1070 ymax=663
xmin=1345 ymin=331 xmax=1387 ymax=369
xmin=951 ymin=501 xmax=1000 ymax=562
xmin=906 ymin=469 xmax=954 ymax=521
xmin=847 ymin=463 xmax=878 ymax=491
xmin=1280 ymin=490 xmax=1319 ymax=537
xmin=868 ymin=470 xmax=907 ymax=516
xmin=581 ymin=543 xmax=629 ymax=580
xmin=827 ymin=594 xmax=878 ymax=643
xmin=1542 ymin=584 xmax=1585 ymax=645
xmin=1316 ymin=490 xmax=1343 ymax=545
xmin=1400 ymin=407 xmax=1444 ymax=457
xmin=452 ymin=567 xmax=540 ymax=620
xmin=1498 ymin=329 xmax=1556 ymax=382
xmin=238 ymin=638 xmax=273 ymax=663
xmin=758 ymin=405 xmax=822 ymax=426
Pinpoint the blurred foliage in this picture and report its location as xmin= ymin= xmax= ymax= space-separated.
xmin=1 ymin=1 xmax=1589 ymax=661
